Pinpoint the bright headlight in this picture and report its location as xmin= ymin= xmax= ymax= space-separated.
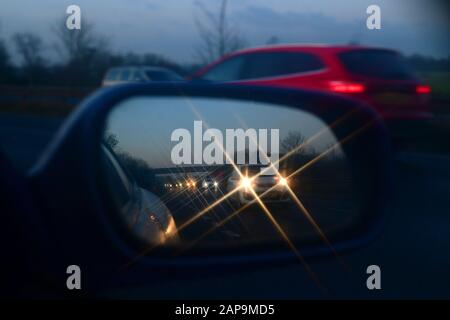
xmin=240 ymin=177 xmax=252 ymax=189
xmin=278 ymin=177 xmax=288 ymax=186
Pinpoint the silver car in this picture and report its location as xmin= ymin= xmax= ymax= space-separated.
xmin=102 ymin=66 xmax=184 ymax=87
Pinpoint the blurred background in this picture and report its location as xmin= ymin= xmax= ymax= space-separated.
xmin=0 ymin=0 xmax=448 ymax=108
xmin=0 ymin=0 xmax=449 ymax=172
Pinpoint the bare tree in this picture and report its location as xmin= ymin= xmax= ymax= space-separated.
xmin=51 ymin=18 xmax=112 ymax=85
xmin=0 ymin=42 xmax=12 ymax=84
xmin=0 ymin=22 xmax=14 ymax=84
xmin=281 ymin=131 xmax=306 ymax=154
xmin=52 ymin=17 xmax=108 ymax=64
xmin=194 ymin=0 xmax=246 ymax=64
xmin=12 ymin=32 xmax=47 ymax=84
xmin=13 ymin=32 xmax=45 ymax=68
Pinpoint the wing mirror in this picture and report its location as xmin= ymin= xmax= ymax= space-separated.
xmin=31 ymin=84 xmax=394 ymax=289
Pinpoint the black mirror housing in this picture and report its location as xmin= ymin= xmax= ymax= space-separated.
xmin=27 ymin=83 xmax=395 ymax=291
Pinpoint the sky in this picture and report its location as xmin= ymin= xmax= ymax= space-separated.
xmin=107 ymin=97 xmax=337 ymax=168
xmin=1 ymin=0 xmax=449 ymax=64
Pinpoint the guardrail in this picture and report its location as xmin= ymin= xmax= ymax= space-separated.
xmin=0 ymin=85 xmax=96 ymax=116
xmin=0 ymin=85 xmax=448 ymax=117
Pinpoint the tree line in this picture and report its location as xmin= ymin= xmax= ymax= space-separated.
xmin=0 ymin=22 xmax=192 ymax=87
xmin=0 ymin=0 xmax=248 ymax=87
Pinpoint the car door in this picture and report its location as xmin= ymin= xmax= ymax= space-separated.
xmin=101 ymin=145 xmax=167 ymax=245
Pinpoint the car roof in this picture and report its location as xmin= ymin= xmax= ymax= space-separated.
xmin=226 ymin=44 xmax=398 ymax=56
xmin=107 ymin=66 xmax=175 ymax=72
xmin=192 ymin=44 xmax=401 ymax=79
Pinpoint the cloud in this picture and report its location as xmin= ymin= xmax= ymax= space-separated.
xmin=232 ymin=5 xmax=449 ymax=57
xmin=0 ymin=0 xmax=448 ymax=64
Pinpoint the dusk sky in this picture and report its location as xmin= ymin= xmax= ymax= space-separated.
xmin=1 ymin=0 xmax=449 ymax=64
xmin=107 ymin=97 xmax=338 ymax=168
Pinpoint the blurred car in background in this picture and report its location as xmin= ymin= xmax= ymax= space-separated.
xmin=192 ymin=45 xmax=432 ymax=120
xmin=202 ymin=176 xmax=219 ymax=191
xmin=102 ymin=66 xmax=184 ymax=86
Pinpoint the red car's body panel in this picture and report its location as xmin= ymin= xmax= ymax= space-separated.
xmin=193 ymin=45 xmax=432 ymax=120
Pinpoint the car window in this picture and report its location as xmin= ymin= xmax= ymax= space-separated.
xmin=145 ymin=70 xmax=182 ymax=81
xmin=240 ymin=52 xmax=325 ymax=79
xmin=105 ymin=69 xmax=120 ymax=81
xmin=130 ymin=70 xmax=145 ymax=82
xmin=338 ymin=49 xmax=417 ymax=80
xmin=200 ymin=55 xmax=246 ymax=81
xmin=119 ymin=69 xmax=132 ymax=81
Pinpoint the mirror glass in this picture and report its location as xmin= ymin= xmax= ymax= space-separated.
xmin=102 ymin=96 xmax=364 ymax=253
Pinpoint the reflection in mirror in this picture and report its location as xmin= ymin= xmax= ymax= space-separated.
xmin=102 ymin=97 xmax=363 ymax=254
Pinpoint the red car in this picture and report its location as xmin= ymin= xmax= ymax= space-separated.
xmin=192 ymin=45 xmax=432 ymax=120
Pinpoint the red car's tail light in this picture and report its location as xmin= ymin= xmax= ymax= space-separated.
xmin=329 ymin=81 xmax=365 ymax=93
xmin=416 ymin=85 xmax=431 ymax=94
